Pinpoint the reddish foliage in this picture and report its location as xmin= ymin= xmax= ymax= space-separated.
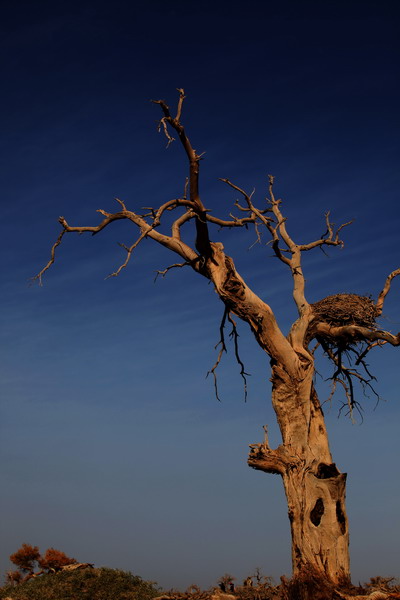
xmin=38 ymin=547 xmax=77 ymax=572
xmin=9 ymin=543 xmax=41 ymax=574
xmin=6 ymin=570 xmax=23 ymax=585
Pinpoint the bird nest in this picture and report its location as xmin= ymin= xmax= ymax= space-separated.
xmin=311 ymin=293 xmax=377 ymax=329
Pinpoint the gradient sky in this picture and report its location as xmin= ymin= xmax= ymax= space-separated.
xmin=1 ymin=0 xmax=399 ymax=591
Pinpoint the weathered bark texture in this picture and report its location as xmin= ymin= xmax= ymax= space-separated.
xmin=207 ymin=243 xmax=350 ymax=582
xmin=249 ymin=367 xmax=349 ymax=582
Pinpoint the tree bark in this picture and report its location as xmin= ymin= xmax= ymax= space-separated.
xmin=204 ymin=242 xmax=350 ymax=583
xmin=202 ymin=243 xmax=350 ymax=582
xmin=248 ymin=364 xmax=350 ymax=583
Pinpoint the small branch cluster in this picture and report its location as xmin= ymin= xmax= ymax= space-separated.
xmin=312 ymin=301 xmax=400 ymax=419
xmin=318 ymin=338 xmax=380 ymax=421
xmin=207 ymin=307 xmax=249 ymax=401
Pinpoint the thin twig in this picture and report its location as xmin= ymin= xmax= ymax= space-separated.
xmin=207 ymin=307 xmax=229 ymax=401
xmin=227 ymin=312 xmax=250 ymax=401
xmin=31 ymin=229 xmax=66 ymax=285
xmin=154 ymin=261 xmax=191 ymax=281
xmin=106 ymin=230 xmax=149 ymax=278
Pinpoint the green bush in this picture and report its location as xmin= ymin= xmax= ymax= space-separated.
xmin=0 ymin=567 xmax=160 ymax=600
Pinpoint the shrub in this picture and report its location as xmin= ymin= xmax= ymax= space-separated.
xmin=0 ymin=567 xmax=160 ymax=600
xmin=38 ymin=548 xmax=77 ymax=572
xmin=9 ymin=545 xmax=40 ymax=575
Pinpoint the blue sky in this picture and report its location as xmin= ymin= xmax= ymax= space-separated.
xmin=1 ymin=0 xmax=399 ymax=590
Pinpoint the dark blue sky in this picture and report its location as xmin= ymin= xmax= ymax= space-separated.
xmin=1 ymin=0 xmax=399 ymax=590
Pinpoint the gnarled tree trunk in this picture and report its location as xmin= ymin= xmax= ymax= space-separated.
xmin=208 ymin=242 xmax=350 ymax=582
xmin=249 ymin=363 xmax=350 ymax=583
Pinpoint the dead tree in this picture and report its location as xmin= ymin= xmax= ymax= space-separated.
xmin=34 ymin=90 xmax=400 ymax=584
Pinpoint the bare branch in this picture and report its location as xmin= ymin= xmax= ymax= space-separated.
xmin=182 ymin=177 xmax=189 ymax=200
xmin=375 ymin=268 xmax=400 ymax=316
xmin=265 ymin=176 xmax=313 ymax=321
xmin=31 ymin=229 xmax=66 ymax=285
xmin=206 ymin=309 xmax=251 ymax=402
xmin=248 ymin=220 xmax=263 ymax=249
xmin=264 ymin=182 xmax=352 ymax=325
xmin=219 ymin=178 xmax=272 ymax=228
xmin=335 ymin=376 xmax=359 ymax=424
xmin=154 ymin=261 xmax=191 ymax=281
xmin=59 ymin=213 xmax=127 ymax=235
xmin=172 ymin=210 xmax=196 ymax=239
xmin=106 ymin=231 xmax=149 ymax=278
xmin=299 ymin=212 xmax=353 ymax=251
xmin=227 ymin=312 xmax=250 ymax=401
xmin=206 ymin=213 xmax=257 ymax=228
xmin=267 ymin=175 xmax=296 ymax=252
xmin=115 ymin=197 xmax=127 ymax=210
xmin=207 ymin=307 xmax=229 ymax=401
xmin=318 ymin=339 xmax=375 ymax=422
xmin=158 ymin=117 xmax=175 ymax=147
xmin=355 ymin=341 xmax=386 ymax=365
xmin=175 ymin=87 xmax=186 ymax=121
xmin=220 ymin=177 xmax=286 ymax=257
xmin=315 ymin=322 xmax=400 ymax=346
xmin=152 ymin=198 xmax=197 ymax=226
xmin=154 ymin=89 xmax=211 ymax=258
xmin=34 ymin=204 xmax=200 ymax=283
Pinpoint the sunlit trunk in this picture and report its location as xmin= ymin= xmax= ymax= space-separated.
xmin=248 ymin=363 xmax=350 ymax=583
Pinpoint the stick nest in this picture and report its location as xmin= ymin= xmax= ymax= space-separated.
xmin=311 ymin=294 xmax=377 ymax=329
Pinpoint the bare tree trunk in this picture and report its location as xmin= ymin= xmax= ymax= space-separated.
xmin=249 ymin=364 xmax=350 ymax=583
xmin=207 ymin=243 xmax=350 ymax=582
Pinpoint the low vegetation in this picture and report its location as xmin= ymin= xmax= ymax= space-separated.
xmin=1 ymin=543 xmax=159 ymax=600
xmin=0 ymin=566 xmax=160 ymax=600
xmin=155 ymin=569 xmax=400 ymax=600
xmin=2 ymin=545 xmax=399 ymax=600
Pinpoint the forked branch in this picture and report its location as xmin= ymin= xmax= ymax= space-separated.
xmin=207 ymin=307 xmax=229 ymax=401
xmin=265 ymin=176 xmax=353 ymax=317
xmin=34 ymin=201 xmax=201 ymax=283
xmin=299 ymin=211 xmax=353 ymax=251
xmin=152 ymin=89 xmax=211 ymax=258
xmin=207 ymin=308 xmax=250 ymax=401
xmin=319 ymin=338 xmax=379 ymax=421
